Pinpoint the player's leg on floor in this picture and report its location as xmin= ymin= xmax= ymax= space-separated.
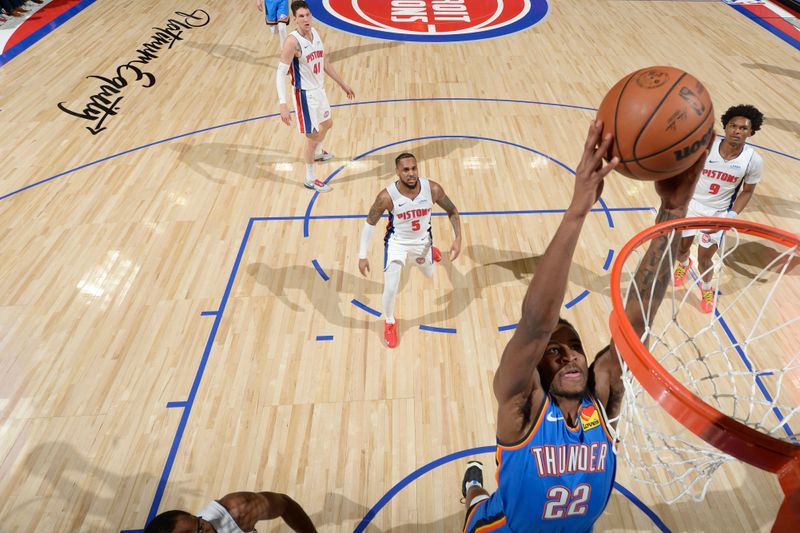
xmin=674 ymin=235 xmax=695 ymax=287
xmin=697 ymin=241 xmax=718 ymax=313
xmin=383 ymin=260 xmax=402 ymax=348
xmin=277 ymin=22 xmax=287 ymax=46
xmin=303 ymin=128 xmax=331 ymax=192
xmin=463 ymin=461 xmax=489 ymax=508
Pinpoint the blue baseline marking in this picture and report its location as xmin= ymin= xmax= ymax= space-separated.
xmin=165 ymin=401 xmax=186 ymax=409
xmin=3 ymin=99 xmax=797 ymax=203
xmin=354 ymin=445 xmax=670 ymax=533
xmin=0 ymin=0 xmax=99 ymax=67
xmin=714 ymin=309 xmax=796 ymax=438
xmin=603 ymin=249 xmax=615 ymax=271
xmin=613 ymin=482 xmax=672 ymax=533
xmin=145 ymin=217 xmax=256 ymax=524
xmin=419 ymin=324 xmax=457 ymax=334
xmin=351 ymin=298 xmax=381 ymax=317
xmin=315 ymin=335 xmax=334 ymax=341
xmin=120 ymin=530 xmax=144 ymax=533
xmin=200 ymin=310 xmax=218 ymax=316
xmin=727 ymin=3 xmax=800 ymax=52
xmin=311 ymin=259 xmax=329 ymax=281
xmin=565 ymin=289 xmax=591 ymax=309
xmin=498 ymin=324 xmax=518 ymax=332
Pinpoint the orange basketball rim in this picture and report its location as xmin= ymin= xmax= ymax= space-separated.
xmin=609 ymin=217 xmax=800 ymax=532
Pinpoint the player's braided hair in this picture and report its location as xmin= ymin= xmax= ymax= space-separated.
xmin=721 ymin=104 xmax=763 ymax=135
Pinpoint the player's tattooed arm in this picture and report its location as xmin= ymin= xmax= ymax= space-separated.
xmin=437 ymin=194 xmax=461 ymax=238
xmin=366 ymin=191 xmax=391 ymax=225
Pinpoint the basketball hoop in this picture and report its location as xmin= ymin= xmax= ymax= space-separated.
xmin=609 ymin=217 xmax=800 ymax=532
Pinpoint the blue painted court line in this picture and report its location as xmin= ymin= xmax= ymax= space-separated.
xmin=354 ymin=444 xmax=670 ymax=533
xmin=498 ymin=323 xmax=518 ymax=332
xmin=145 ymin=217 xmax=256 ymax=524
xmin=120 ymin=529 xmax=144 ymax=533
xmin=419 ymin=324 xmax=457 ymax=334
xmin=165 ymin=401 xmax=186 ymax=409
xmin=727 ymin=2 xmax=800 ymax=52
xmin=311 ymin=259 xmax=329 ymax=281
xmin=613 ymin=482 xmax=672 ymax=533
xmin=351 ymin=298 xmax=381 ymax=317
xmin=565 ymin=289 xmax=591 ymax=309
xmin=200 ymin=310 xmax=218 ymax=316
xmin=603 ymin=249 xmax=615 ymax=271
xmin=0 ymin=0 xmax=99 ymax=67
xmin=715 ymin=309 xmax=795 ymax=438
xmin=3 ymin=98 xmax=796 ymax=203
xmin=315 ymin=335 xmax=334 ymax=341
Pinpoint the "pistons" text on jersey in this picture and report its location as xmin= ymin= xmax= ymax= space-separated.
xmin=701 ymin=169 xmax=738 ymax=183
xmin=306 ymin=50 xmax=323 ymax=63
xmin=395 ymin=208 xmax=431 ymax=221
xmin=530 ymin=442 xmax=609 ymax=477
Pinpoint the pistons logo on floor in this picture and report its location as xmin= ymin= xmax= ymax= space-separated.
xmin=311 ymin=0 xmax=550 ymax=42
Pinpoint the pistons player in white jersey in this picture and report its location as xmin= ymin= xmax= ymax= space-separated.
xmin=275 ymin=1 xmax=354 ymax=193
xmin=358 ymin=153 xmax=462 ymax=348
xmin=673 ymin=104 xmax=764 ymax=313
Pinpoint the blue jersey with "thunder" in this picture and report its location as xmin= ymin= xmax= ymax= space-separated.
xmin=494 ymin=393 xmax=616 ymax=532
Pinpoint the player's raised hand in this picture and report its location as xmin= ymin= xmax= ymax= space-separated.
xmin=279 ymin=103 xmax=292 ymax=126
xmin=569 ymin=120 xmax=618 ymax=215
xmin=654 ymin=138 xmax=712 ymax=211
xmin=358 ymin=258 xmax=370 ymax=277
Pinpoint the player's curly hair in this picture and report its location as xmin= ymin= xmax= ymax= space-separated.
xmin=144 ymin=510 xmax=193 ymax=533
xmin=721 ymin=104 xmax=763 ymax=135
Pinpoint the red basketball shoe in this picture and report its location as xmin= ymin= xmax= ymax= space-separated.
xmin=384 ymin=321 xmax=398 ymax=348
xmin=432 ymin=246 xmax=442 ymax=263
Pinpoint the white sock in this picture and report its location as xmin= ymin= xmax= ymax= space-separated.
xmin=679 ymin=257 xmax=690 ymax=267
xmin=701 ymin=281 xmax=712 ymax=291
xmin=305 ymin=164 xmax=316 ymax=182
xmin=278 ymin=24 xmax=287 ymax=45
xmin=465 ymin=480 xmax=482 ymax=491
xmin=314 ymin=142 xmax=324 ymax=158
xmin=383 ymin=261 xmax=402 ymax=323
xmin=269 ymin=25 xmax=276 ymax=35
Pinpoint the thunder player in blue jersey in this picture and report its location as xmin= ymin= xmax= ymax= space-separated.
xmin=461 ymin=120 xmax=710 ymax=533
xmin=256 ymin=0 xmax=289 ymax=48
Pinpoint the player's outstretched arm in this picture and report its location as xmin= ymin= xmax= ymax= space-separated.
xmin=493 ymin=121 xmax=617 ymax=442
xmin=358 ymin=191 xmax=391 ymax=276
xmin=592 ymin=145 xmax=710 ymax=422
xmin=323 ymin=62 xmax=355 ymax=99
xmin=218 ymin=491 xmax=317 ymax=533
xmin=276 ymin=35 xmax=299 ymax=125
xmin=431 ymin=181 xmax=461 ymax=261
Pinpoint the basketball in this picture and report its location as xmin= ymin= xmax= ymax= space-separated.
xmin=596 ymin=66 xmax=715 ymax=181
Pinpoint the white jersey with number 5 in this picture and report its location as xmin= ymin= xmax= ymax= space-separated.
xmin=692 ymin=136 xmax=763 ymax=211
xmin=289 ymin=28 xmax=324 ymax=91
xmin=385 ymin=178 xmax=433 ymax=245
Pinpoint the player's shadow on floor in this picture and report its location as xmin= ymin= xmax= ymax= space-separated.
xmin=171 ymin=142 xmax=296 ymax=186
xmin=722 ymin=240 xmax=800 ymax=280
xmin=763 ymin=116 xmax=800 ymax=139
xmin=246 ymin=262 xmax=384 ymax=332
xmin=304 ymin=491 xmax=464 ymax=532
xmin=330 ymin=137 xmax=481 ymax=186
xmin=327 ymin=41 xmax=402 ymax=64
xmin=183 ymin=41 xmax=274 ymax=65
xmin=741 ymin=62 xmax=800 ymax=81
xmin=745 ymin=193 xmax=800 ymax=219
xmin=404 ymin=244 xmax=613 ymax=334
xmin=8 ymin=441 xmax=200 ymax=531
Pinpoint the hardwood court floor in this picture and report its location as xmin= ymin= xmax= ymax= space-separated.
xmin=0 ymin=1 xmax=798 ymax=531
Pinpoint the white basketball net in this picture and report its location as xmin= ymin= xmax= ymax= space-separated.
xmin=612 ymin=222 xmax=800 ymax=503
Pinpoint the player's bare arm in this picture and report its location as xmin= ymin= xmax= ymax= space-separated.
xmin=276 ymin=35 xmax=301 ymax=125
xmin=591 ymin=145 xmax=710 ymax=423
xmin=358 ymin=191 xmax=392 ymax=276
xmin=730 ymin=182 xmax=757 ymax=215
xmin=431 ymin=181 xmax=461 ymax=260
xmin=219 ymin=491 xmax=317 ymax=533
xmin=323 ymin=62 xmax=355 ymax=99
xmin=493 ymin=121 xmax=617 ymax=443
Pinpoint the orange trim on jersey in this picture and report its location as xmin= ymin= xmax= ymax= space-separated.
xmin=592 ymin=395 xmax=616 ymax=443
xmin=475 ymin=516 xmax=507 ymax=533
xmin=463 ymin=498 xmax=488 ymax=533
